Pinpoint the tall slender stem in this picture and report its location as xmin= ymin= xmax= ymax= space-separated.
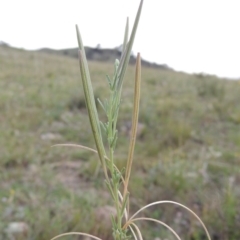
xmin=124 ymin=53 xmax=141 ymax=199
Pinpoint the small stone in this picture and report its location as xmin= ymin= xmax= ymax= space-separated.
xmin=121 ymin=121 xmax=145 ymax=138
xmin=40 ymin=132 xmax=62 ymax=140
xmin=94 ymin=205 xmax=117 ymax=228
xmin=6 ymin=222 xmax=29 ymax=239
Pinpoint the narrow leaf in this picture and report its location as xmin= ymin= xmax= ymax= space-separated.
xmin=51 ymin=143 xmax=97 ymax=154
xmin=97 ymin=98 xmax=107 ymax=113
xmin=99 ymin=121 xmax=106 ymax=133
xmin=129 ymin=200 xmax=212 ymax=240
xmin=106 ymin=74 xmax=112 ymax=88
xmin=120 ymin=192 xmax=129 ymax=218
xmin=76 ymin=25 xmax=108 ymax=179
xmin=121 ymin=17 xmax=129 ymax=60
xmin=117 ymin=0 xmax=144 ymax=90
xmin=129 ymin=218 xmax=181 ymax=240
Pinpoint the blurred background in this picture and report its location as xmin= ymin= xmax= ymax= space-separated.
xmin=1 ymin=0 xmax=240 ymax=239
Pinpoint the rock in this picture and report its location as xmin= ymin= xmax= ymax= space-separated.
xmin=94 ymin=205 xmax=117 ymax=228
xmin=5 ymin=222 xmax=29 ymax=240
xmin=40 ymin=132 xmax=62 ymax=141
xmin=82 ymin=237 xmax=92 ymax=240
xmin=121 ymin=121 xmax=145 ymax=138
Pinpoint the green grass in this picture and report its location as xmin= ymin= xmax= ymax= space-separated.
xmin=1 ymin=44 xmax=240 ymax=240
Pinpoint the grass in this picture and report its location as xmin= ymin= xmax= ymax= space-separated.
xmin=1 ymin=15 xmax=240 ymax=240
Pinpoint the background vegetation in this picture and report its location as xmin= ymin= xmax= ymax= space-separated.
xmin=0 ymin=44 xmax=240 ymax=240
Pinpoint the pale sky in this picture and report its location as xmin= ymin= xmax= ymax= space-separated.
xmin=1 ymin=0 xmax=240 ymax=79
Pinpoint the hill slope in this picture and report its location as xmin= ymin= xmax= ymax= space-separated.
xmin=1 ymin=45 xmax=240 ymax=240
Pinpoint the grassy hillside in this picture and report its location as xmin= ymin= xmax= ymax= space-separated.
xmin=0 ymin=45 xmax=240 ymax=240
